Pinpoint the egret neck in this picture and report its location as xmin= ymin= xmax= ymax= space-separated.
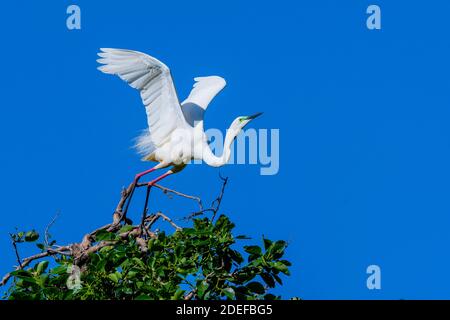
xmin=201 ymin=125 xmax=237 ymax=167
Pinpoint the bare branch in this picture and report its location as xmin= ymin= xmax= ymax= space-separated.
xmin=184 ymin=289 xmax=197 ymax=300
xmin=147 ymin=212 xmax=182 ymax=231
xmin=137 ymin=182 xmax=203 ymax=211
xmin=44 ymin=211 xmax=60 ymax=247
xmin=9 ymin=234 xmax=22 ymax=268
xmin=186 ymin=175 xmax=228 ymax=221
xmin=211 ymin=175 xmax=228 ymax=221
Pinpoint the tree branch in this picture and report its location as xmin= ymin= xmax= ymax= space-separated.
xmin=9 ymin=234 xmax=22 ymax=268
xmin=137 ymin=183 xmax=204 ymax=211
xmin=186 ymin=174 xmax=228 ymax=221
xmin=147 ymin=212 xmax=182 ymax=231
xmin=44 ymin=211 xmax=60 ymax=247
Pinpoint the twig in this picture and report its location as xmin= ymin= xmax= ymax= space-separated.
xmin=147 ymin=212 xmax=182 ymax=231
xmin=186 ymin=174 xmax=228 ymax=221
xmin=9 ymin=234 xmax=22 ymax=268
xmin=114 ymin=180 xmax=137 ymax=221
xmin=184 ymin=289 xmax=197 ymax=300
xmin=211 ymin=174 xmax=228 ymax=221
xmin=44 ymin=211 xmax=60 ymax=247
xmin=137 ymin=183 xmax=203 ymax=211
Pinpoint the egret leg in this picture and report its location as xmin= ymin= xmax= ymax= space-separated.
xmin=135 ymin=167 xmax=159 ymax=181
xmin=123 ymin=166 xmax=158 ymax=219
xmin=139 ymin=170 xmax=174 ymax=231
xmin=147 ymin=170 xmax=174 ymax=187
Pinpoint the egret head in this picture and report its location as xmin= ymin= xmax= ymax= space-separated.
xmin=230 ymin=112 xmax=263 ymax=133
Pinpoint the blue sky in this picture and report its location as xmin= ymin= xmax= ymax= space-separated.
xmin=1 ymin=0 xmax=450 ymax=299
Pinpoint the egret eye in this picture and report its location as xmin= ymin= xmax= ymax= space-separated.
xmin=238 ymin=117 xmax=247 ymax=123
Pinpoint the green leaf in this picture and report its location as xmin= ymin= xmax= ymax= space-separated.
xmin=135 ymin=294 xmax=151 ymax=300
xmin=36 ymin=243 xmax=45 ymax=250
xmin=248 ymin=254 xmax=260 ymax=262
xmin=263 ymin=237 xmax=273 ymax=250
xmin=244 ymin=245 xmax=262 ymax=256
xmin=108 ymin=272 xmax=121 ymax=284
xmin=19 ymin=277 xmax=38 ymax=287
xmin=272 ymin=273 xmax=283 ymax=285
xmin=171 ymin=289 xmax=185 ymax=300
xmin=132 ymin=257 xmax=146 ymax=269
xmin=236 ymin=235 xmax=251 ymax=240
xmin=222 ymin=287 xmax=235 ymax=300
xmin=260 ymin=273 xmax=275 ymax=288
xmin=246 ymin=281 xmax=265 ymax=294
xmin=234 ymin=270 xmax=256 ymax=283
xmin=24 ymin=230 xmax=39 ymax=242
xmin=273 ymin=261 xmax=290 ymax=275
xmin=10 ymin=269 xmax=32 ymax=277
xmin=95 ymin=230 xmax=116 ymax=241
xmin=36 ymin=261 xmax=49 ymax=274
xmin=268 ymin=240 xmax=287 ymax=256
xmin=197 ymin=280 xmax=209 ymax=299
xmin=119 ymin=225 xmax=134 ymax=233
xmin=11 ymin=270 xmax=37 ymax=286
xmin=50 ymin=265 xmax=68 ymax=275
xmin=37 ymin=274 xmax=49 ymax=287
xmin=280 ymin=259 xmax=292 ymax=266
xmin=229 ymin=250 xmax=244 ymax=264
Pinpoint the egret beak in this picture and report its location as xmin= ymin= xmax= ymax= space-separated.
xmin=245 ymin=112 xmax=263 ymax=120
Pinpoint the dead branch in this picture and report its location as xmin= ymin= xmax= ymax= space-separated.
xmin=9 ymin=234 xmax=22 ymax=268
xmin=147 ymin=212 xmax=182 ymax=231
xmin=44 ymin=211 xmax=60 ymax=247
xmin=136 ymin=182 xmax=204 ymax=214
xmin=186 ymin=174 xmax=228 ymax=221
xmin=184 ymin=289 xmax=197 ymax=300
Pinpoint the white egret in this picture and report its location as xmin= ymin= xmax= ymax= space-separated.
xmin=97 ymin=48 xmax=262 ymax=190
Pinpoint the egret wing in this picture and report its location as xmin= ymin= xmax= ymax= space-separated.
xmin=97 ymin=48 xmax=187 ymax=150
xmin=181 ymin=76 xmax=226 ymax=126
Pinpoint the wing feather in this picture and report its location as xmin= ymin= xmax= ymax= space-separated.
xmin=181 ymin=76 xmax=226 ymax=126
xmin=97 ymin=48 xmax=187 ymax=155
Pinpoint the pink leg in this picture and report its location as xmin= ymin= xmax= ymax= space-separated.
xmin=135 ymin=166 xmax=158 ymax=181
xmin=147 ymin=170 xmax=173 ymax=186
xmin=140 ymin=170 xmax=174 ymax=230
xmin=123 ymin=165 xmax=159 ymax=218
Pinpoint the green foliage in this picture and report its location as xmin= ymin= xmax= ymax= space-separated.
xmin=10 ymin=229 xmax=40 ymax=243
xmin=4 ymin=215 xmax=291 ymax=300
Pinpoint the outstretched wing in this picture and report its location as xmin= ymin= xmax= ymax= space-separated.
xmin=97 ymin=48 xmax=187 ymax=150
xmin=181 ymin=76 xmax=226 ymax=126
